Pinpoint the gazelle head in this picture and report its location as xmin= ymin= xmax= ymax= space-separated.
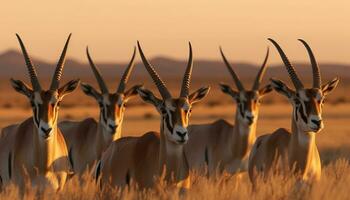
xmin=11 ymin=34 xmax=80 ymax=140
xmin=81 ymin=47 xmax=140 ymax=137
xmin=269 ymin=38 xmax=339 ymax=133
xmin=136 ymin=42 xmax=210 ymax=145
xmin=219 ymin=47 xmax=273 ymax=126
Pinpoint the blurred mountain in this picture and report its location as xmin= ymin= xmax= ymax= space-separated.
xmin=0 ymin=49 xmax=349 ymax=86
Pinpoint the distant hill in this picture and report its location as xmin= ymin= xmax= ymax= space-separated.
xmin=0 ymin=49 xmax=349 ymax=87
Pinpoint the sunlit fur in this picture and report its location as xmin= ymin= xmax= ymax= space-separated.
xmin=186 ymin=87 xmax=272 ymax=176
xmin=0 ymin=80 xmax=79 ymax=191
xmin=0 ymin=34 xmax=79 ymax=192
xmin=185 ymin=47 xmax=272 ymax=177
xmin=59 ymin=85 xmax=139 ymax=174
xmin=97 ymin=42 xmax=210 ymax=190
xmin=248 ymin=40 xmax=340 ymax=186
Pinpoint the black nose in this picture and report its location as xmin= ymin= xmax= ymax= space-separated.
xmin=311 ymin=119 xmax=322 ymax=127
xmin=41 ymin=127 xmax=52 ymax=137
xmin=176 ymin=131 xmax=187 ymax=139
xmin=246 ymin=116 xmax=254 ymax=124
xmin=109 ymin=125 xmax=117 ymax=133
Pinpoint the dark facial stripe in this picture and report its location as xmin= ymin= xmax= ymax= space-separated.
xmin=100 ymin=106 xmax=108 ymax=123
xmin=238 ymin=102 xmax=245 ymax=117
xmin=32 ymin=103 xmax=40 ymax=127
xmin=298 ymin=103 xmax=308 ymax=123
xmin=163 ymin=114 xmax=174 ymax=134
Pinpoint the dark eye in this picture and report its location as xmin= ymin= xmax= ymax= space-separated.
xmin=30 ymin=102 xmax=35 ymax=107
xmin=294 ymin=99 xmax=301 ymax=105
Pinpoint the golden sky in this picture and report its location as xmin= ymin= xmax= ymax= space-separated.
xmin=1 ymin=0 xmax=349 ymax=64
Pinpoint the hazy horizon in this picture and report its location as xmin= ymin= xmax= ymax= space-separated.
xmin=1 ymin=0 xmax=349 ymax=64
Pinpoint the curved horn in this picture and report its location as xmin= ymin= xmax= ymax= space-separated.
xmin=268 ymin=38 xmax=304 ymax=90
xmin=15 ymin=34 xmax=41 ymax=91
xmin=117 ymin=46 xmax=137 ymax=93
xmin=50 ymin=34 xmax=72 ymax=90
xmin=137 ymin=41 xmax=172 ymax=100
xmin=219 ymin=47 xmax=245 ymax=91
xmin=86 ymin=47 xmax=109 ymax=94
xmin=252 ymin=47 xmax=270 ymax=90
xmin=180 ymin=42 xmax=193 ymax=97
xmin=298 ymin=39 xmax=321 ymax=88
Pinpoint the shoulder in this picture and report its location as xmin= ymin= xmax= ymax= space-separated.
xmin=138 ymin=131 xmax=160 ymax=145
xmin=262 ymin=128 xmax=291 ymax=147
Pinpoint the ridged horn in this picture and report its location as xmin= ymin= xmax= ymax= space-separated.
xmin=252 ymin=47 xmax=270 ymax=90
xmin=50 ymin=33 xmax=72 ymax=90
xmin=298 ymin=39 xmax=321 ymax=89
xmin=268 ymin=38 xmax=304 ymax=90
xmin=117 ymin=47 xmax=137 ymax=93
xmin=137 ymin=41 xmax=172 ymax=100
xmin=86 ymin=47 xmax=109 ymax=94
xmin=15 ymin=34 xmax=42 ymax=91
xmin=180 ymin=42 xmax=193 ymax=97
xmin=219 ymin=47 xmax=245 ymax=91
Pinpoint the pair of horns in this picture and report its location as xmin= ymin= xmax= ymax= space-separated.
xmin=137 ymin=41 xmax=193 ymax=100
xmin=16 ymin=34 xmax=71 ymax=91
xmin=220 ymin=47 xmax=270 ymax=91
xmin=86 ymin=47 xmax=136 ymax=94
xmin=268 ymin=38 xmax=321 ymax=89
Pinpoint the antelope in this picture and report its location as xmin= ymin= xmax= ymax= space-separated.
xmin=95 ymin=42 xmax=210 ymax=190
xmin=248 ymin=38 xmax=339 ymax=186
xmin=59 ymin=47 xmax=140 ymax=175
xmin=184 ymin=47 xmax=273 ymax=176
xmin=0 ymin=34 xmax=79 ymax=191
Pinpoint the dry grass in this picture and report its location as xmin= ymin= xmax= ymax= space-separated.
xmin=0 ymin=82 xmax=350 ymax=199
xmin=1 ymin=159 xmax=350 ymax=199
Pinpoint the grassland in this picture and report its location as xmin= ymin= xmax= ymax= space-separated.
xmin=0 ymin=82 xmax=349 ymax=199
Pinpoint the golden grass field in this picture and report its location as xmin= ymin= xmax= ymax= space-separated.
xmin=0 ymin=83 xmax=349 ymax=199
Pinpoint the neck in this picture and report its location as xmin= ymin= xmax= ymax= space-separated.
xmin=232 ymin=112 xmax=257 ymax=159
xmin=33 ymin=125 xmax=56 ymax=174
xmin=95 ymin=117 xmax=122 ymax=156
xmin=289 ymin=117 xmax=317 ymax=174
xmin=159 ymin=121 xmax=189 ymax=185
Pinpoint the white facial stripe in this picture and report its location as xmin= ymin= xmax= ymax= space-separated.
xmin=298 ymin=90 xmax=309 ymax=101
xmin=182 ymin=102 xmax=190 ymax=110
xmin=34 ymin=92 xmax=43 ymax=104
xmin=50 ymin=93 xmax=58 ymax=104
xmin=239 ymin=92 xmax=247 ymax=101
xmin=315 ymin=91 xmax=322 ymax=101
xmin=103 ymin=95 xmax=111 ymax=105
xmin=165 ymin=100 xmax=176 ymax=111
xmin=117 ymin=96 xmax=123 ymax=105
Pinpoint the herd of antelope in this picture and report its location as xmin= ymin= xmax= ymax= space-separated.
xmin=0 ymin=34 xmax=340 ymax=193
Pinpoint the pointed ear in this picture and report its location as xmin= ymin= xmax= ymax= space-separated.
xmin=270 ymin=78 xmax=295 ymax=98
xmin=219 ymin=83 xmax=239 ymax=100
xmin=258 ymin=84 xmax=273 ymax=97
xmin=58 ymin=79 xmax=80 ymax=99
xmin=136 ymin=87 xmax=163 ymax=108
xmin=322 ymin=77 xmax=339 ymax=96
xmin=81 ymin=82 xmax=102 ymax=101
xmin=189 ymin=86 xmax=210 ymax=104
xmin=124 ymin=84 xmax=143 ymax=101
xmin=10 ymin=78 xmax=33 ymax=98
